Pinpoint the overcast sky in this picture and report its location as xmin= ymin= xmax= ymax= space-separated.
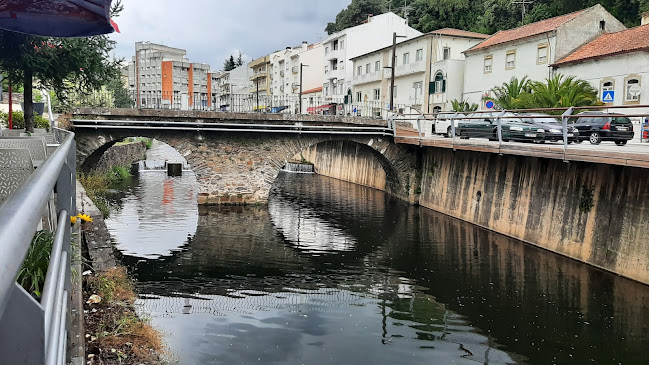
xmin=109 ymin=0 xmax=351 ymax=70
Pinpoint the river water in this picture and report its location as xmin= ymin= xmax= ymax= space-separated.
xmin=104 ymin=142 xmax=649 ymax=365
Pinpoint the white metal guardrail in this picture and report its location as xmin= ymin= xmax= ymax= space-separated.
xmin=71 ymin=119 xmax=397 ymax=137
xmin=0 ymin=128 xmax=76 ymax=364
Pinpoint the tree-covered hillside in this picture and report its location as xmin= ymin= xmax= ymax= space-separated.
xmin=325 ymin=0 xmax=648 ymax=35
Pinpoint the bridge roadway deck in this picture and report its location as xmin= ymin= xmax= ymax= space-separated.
xmin=395 ymin=129 xmax=649 ymax=169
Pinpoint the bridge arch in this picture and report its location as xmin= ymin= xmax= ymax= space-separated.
xmin=75 ymin=128 xmax=419 ymax=205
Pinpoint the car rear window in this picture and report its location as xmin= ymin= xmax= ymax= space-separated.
xmin=612 ymin=117 xmax=632 ymax=124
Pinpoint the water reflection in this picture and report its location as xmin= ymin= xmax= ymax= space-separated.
xmin=108 ymin=171 xmax=649 ymax=365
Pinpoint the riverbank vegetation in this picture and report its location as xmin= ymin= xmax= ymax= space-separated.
xmin=78 ymin=164 xmax=132 ymax=218
xmin=84 ymin=267 xmax=163 ymax=364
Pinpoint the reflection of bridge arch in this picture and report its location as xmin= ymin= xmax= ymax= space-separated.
xmin=75 ymin=127 xmax=418 ymax=204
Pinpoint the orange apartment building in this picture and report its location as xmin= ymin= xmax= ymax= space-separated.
xmin=128 ymin=42 xmax=213 ymax=109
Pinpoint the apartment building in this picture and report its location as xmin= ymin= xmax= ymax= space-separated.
xmin=213 ymin=64 xmax=252 ymax=111
xmin=553 ymin=18 xmax=649 ymax=112
xmin=462 ymin=4 xmax=625 ymax=109
xmin=321 ymin=12 xmax=421 ymax=107
xmin=351 ymin=28 xmax=488 ymax=116
xmin=128 ymin=41 xmax=214 ymax=109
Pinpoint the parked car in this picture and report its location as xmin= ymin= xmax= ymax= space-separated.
xmin=456 ymin=112 xmax=546 ymax=142
xmin=572 ymin=112 xmax=634 ymax=145
xmin=519 ymin=113 xmax=580 ymax=143
xmin=434 ymin=113 xmax=465 ymax=138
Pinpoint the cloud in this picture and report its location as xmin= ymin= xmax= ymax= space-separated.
xmin=110 ymin=0 xmax=351 ymax=71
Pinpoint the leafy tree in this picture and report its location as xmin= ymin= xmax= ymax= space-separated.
xmin=106 ymin=77 xmax=133 ymax=108
xmin=325 ymin=0 xmax=385 ymax=34
xmin=223 ymin=55 xmax=236 ymax=71
xmin=236 ymin=53 xmax=244 ymax=67
xmin=451 ymin=99 xmax=479 ymax=112
xmin=525 ymin=74 xmax=598 ymax=110
xmin=0 ymin=2 xmax=123 ymax=132
xmin=483 ymin=76 xmax=532 ymax=110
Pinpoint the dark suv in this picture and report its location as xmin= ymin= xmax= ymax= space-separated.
xmin=573 ymin=112 xmax=634 ymax=145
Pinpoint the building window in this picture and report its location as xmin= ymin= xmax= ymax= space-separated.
xmin=413 ymin=81 xmax=423 ymax=94
xmin=484 ymin=55 xmax=493 ymax=74
xmin=356 ymin=91 xmax=362 ymax=102
xmin=416 ymin=49 xmax=423 ymax=62
xmin=324 ymin=85 xmax=329 ymax=96
xmin=357 ymin=66 xmax=362 ymax=76
xmin=537 ymin=44 xmax=549 ymax=64
xmin=374 ymin=88 xmax=380 ymax=100
xmin=403 ymin=52 xmax=410 ymax=65
xmin=600 ymin=20 xmax=606 ymax=31
xmin=431 ymin=72 xmax=446 ymax=94
xmin=333 ymin=40 xmax=339 ymax=50
xmin=625 ymin=78 xmax=641 ymax=102
xmin=375 ymin=61 xmax=381 ymax=71
xmin=366 ymin=63 xmax=371 ymax=73
xmin=325 ymin=65 xmax=329 ymax=73
xmin=601 ymin=80 xmax=614 ymax=95
xmin=443 ymin=47 xmax=451 ymax=60
xmin=506 ymin=51 xmax=516 ymax=70
xmin=340 ymin=40 xmax=345 ymax=49
xmin=325 ymin=47 xmax=329 ymax=54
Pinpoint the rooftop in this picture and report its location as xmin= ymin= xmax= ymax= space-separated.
xmin=553 ymin=24 xmax=649 ymax=66
xmin=466 ymin=8 xmax=588 ymax=53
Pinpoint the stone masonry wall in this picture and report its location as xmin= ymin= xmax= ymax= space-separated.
xmin=93 ymin=141 xmax=147 ymax=174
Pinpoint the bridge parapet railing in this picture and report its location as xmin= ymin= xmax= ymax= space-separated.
xmin=392 ymin=105 xmax=649 ymax=165
xmin=0 ymin=128 xmax=76 ymax=364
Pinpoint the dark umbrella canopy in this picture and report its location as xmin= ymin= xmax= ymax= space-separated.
xmin=0 ymin=0 xmax=116 ymax=37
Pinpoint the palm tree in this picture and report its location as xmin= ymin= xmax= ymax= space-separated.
xmin=483 ymin=76 xmax=532 ymax=110
xmin=451 ymin=99 xmax=479 ymax=112
xmin=528 ymin=74 xmax=598 ymax=110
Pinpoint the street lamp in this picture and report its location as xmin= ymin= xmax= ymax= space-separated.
xmin=299 ymin=63 xmax=309 ymax=114
xmin=385 ymin=32 xmax=407 ymax=112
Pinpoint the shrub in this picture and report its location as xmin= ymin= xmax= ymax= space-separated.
xmin=17 ymin=230 xmax=54 ymax=297
xmin=0 ymin=111 xmax=50 ymax=131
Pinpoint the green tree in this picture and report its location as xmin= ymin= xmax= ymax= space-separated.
xmin=451 ymin=99 xmax=479 ymax=112
xmin=223 ymin=55 xmax=236 ymax=71
xmin=235 ymin=53 xmax=244 ymax=67
xmin=106 ymin=77 xmax=133 ymax=108
xmin=483 ymin=76 xmax=532 ymax=110
xmin=0 ymin=2 xmax=123 ymax=132
xmin=524 ymin=74 xmax=598 ymax=110
xmin=325 ymin=0 xmax=385 ymax=34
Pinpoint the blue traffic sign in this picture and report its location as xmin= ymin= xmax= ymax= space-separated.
xmin=602 ymin=90 xmax=615 ymax=103
xmin=485 ymin=100 xmax=495 ymax=109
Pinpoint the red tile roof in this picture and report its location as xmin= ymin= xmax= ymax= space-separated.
xmin=553 ymin=24 xmax=649 ymax=66
xmin=432 ymin=28 xmax=490 ymax=39
xmin=302 ymin=86 xmax=323 ymax=94
xmin=466 ymin=9 xmax=586 ymax=53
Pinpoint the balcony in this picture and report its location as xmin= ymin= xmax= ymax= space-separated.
xmin=325 ymin=67 xmax=345 ymax=81
xmin=280 ymin=70 xmax=285 ymax=77
xmin=292 ymin=82 xmax=299 ymax=90
xmin=250 ymin=84 xmax=268 ymax=93
xmin=352 ymin=70 xmax=385 ymax=86
xmin=292 ymin=66 xmax=299 ymax=74
xmin=250 ymin=71 xmax=268 ymax=81
xmin=326 ymin=48 xmax=344 ymax=61
xmin=394 ymin=60 xmax=426 ymax=77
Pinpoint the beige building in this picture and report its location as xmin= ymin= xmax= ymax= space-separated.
xmin=249 ymin=56 xmax=270 ymax=99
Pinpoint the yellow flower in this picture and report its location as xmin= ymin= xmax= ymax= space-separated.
xmin=78 ymin=214 xmax=93 ymax=223
xmin=70 ymin=215 xmax=78 ymax=224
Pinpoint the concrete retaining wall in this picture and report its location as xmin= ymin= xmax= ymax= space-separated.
xmin=418 ymin=148 xmax=649 ymax=285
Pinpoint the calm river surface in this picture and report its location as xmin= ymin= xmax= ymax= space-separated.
xmin=104 ymin=143 xmax=649 ymax=365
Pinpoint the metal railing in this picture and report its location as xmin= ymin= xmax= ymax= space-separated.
xmin=394 ymin=104 xmax=649 ymax=163
xmin=0 ymin=128 xmax=76 ymax=364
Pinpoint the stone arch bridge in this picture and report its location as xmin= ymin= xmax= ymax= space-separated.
xmin=70 ymin=109 xmax=420 ymax=205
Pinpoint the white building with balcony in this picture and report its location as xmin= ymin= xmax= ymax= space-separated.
xmin=320 ymin=12 xmax=421 ymax=108
xmin=214 ymin=64 xmax=251 ymax=111
xmin=462 ymin=4 xmax=625 ymax=109
xmin=350 ymin=28 xmax=488 ymax=116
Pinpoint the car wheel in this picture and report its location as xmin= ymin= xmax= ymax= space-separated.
xmin=615 ymin=140 xmax=627 ymax=146
xmin=589 ymin=132 xmax=601 ymax=145
xmin=446 ymin=127 xmax=453 ymax=138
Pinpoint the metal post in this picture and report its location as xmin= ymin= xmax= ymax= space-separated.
xmin=390 ymin=32 xmax=397 ymax=112
xmin=451 ymin=112 xmax=459 ymax=147
xmin=299 ymin=63 xmax=304 ymax=114
xmin=562 ymin=107 xmax=574 ymax=161
xmin=496 ymin=110 xmax=506 ymax=146
xmin=0 ymin=73 xmax=3 ymax=102
xmin=256 ymin=79 xmax=259 ymax=113
xmin=8 ymin=77 xmax=13 ymax=129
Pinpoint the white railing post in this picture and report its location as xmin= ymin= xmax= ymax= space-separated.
xmin=497 ymin=110 xmax=506 ymax=146
xmin=562 ymin=107 xmax=574 ymax=161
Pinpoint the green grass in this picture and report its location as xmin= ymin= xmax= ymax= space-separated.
xmin=78 ymin=164 xmax=133 ymax=218
xmin=17 ymin=230 xmax=54 ymax=298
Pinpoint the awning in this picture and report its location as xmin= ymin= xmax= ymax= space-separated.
xmin=307 ymin=104 xmax=333 ymax=113
xmin=0 ymin=0 xmax=117 ymax=37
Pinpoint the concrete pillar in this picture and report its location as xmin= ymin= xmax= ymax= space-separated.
xmin=130 ymin=162 xmax=140 ymax=175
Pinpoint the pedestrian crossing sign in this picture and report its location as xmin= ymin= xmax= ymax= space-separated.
xmin=602 ymin=90 xmax=615 ymax=103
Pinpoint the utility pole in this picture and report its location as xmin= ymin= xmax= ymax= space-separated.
xmin=511 ymin=0 xmax=534 ymax=23
xmin=299 ymin=63 xmax=309 ymax=114
xmin=256 ymin=79 xmax=259 ymax=112
xmin=389 ymin=32 xmax=407 ymax=112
